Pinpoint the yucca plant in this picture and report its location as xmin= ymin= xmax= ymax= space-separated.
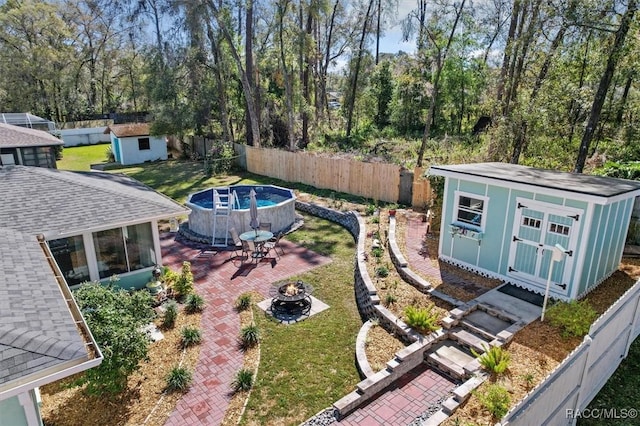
xmin=181 ymin=326 xmax=202 ymax=348
xmin=404 ymin=305 xmax=440 ymax=333
xmin=166 ymin=366 xmax=192 ymax=392
xmin=239 ymin=323 xmax=260 ymax=349
xmin=232 ymin=368 xmax=253 ymax=392
xmin=235 ymin=293 xmax=252 ymax=311
xmin=184 ymin=293 xmax=205 ymax=313
xmin=472 ymin=344 xmax=511 ymax=375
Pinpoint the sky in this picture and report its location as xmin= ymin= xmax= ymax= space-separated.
xmin=377 ymin=0 xmax=418 ymax=54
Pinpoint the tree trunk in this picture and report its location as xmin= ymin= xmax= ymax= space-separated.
xmin=511 ymin=0 xmax=573 ymax=164
xmin=207 ymin=0 xmax=260 ymax=147
xmin=278 ymin=0 xmax=296 ymax=150
xmin=615 ymin=72 xmax=633 ymax=125
xmin=346 ymin=0 xmax=375 ymax=138
xmin=206 ymin=24 xmax=231 ymax=143
xmin=245 ymin=0 xmax=256 ymax=145
xmin=416 ymin=0 xmax=466 ymax=167
xmin=574 ymin=0 xmax=637 ymax=173
xmin=319 ymin=0 xmax=339 ymax=118
xmin=496 ymin=0 xmax=521 ymax=107
xmin=301 ymin=2 xmax=313 ymax=148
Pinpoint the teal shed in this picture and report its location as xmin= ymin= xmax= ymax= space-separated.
xmin=429 ymin=162 xmax=640 ymax=300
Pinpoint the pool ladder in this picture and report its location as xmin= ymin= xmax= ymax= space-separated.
xmin=211 ymin=189 xmax=238 ymax=247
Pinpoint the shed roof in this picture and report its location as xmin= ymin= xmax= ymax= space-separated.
xmin=0 ymin=123 xmax=63 ymax=148
xmin=0 ymin=166 xmax=189 ymax=238
xmin=105 ymin=123 xmax=151 ymax=138
xmin=430 ymin=162 xmax=640 ymax=199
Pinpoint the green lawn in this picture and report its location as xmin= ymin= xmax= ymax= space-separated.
xmin=57 ymin=143 xmax=111 ymax=171
xmin=243 ymin=213 xmax=361 ymax=424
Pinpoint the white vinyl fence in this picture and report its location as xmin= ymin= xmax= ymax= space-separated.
xmin=502 ymin=281 xmax=640 ymax=426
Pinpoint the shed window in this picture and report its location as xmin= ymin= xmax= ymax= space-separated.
xmin=522 ymin=217 xmax=541 ymax=229
xmin=93 ymin=223 xmax=156 ymax=279
xmin=455 ymin=193 xmax=486 ymax=228
xmin=138 ymin=137 xmax=150 ymax=150
xmin=549 ymin=223 xmax=570 ymax=236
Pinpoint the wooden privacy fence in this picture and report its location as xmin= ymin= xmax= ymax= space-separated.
xmin=235 ymin=143 xmax=432 ymax=206
xmin=502 ymin=281 xmax=640 ymax=425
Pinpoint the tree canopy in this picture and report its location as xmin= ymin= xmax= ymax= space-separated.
xmin=0 ymin=0 xmax=638 ymax=170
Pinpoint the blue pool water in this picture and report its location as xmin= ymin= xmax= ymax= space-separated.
xmin=190 ymin=185 xmax=293 ymax=210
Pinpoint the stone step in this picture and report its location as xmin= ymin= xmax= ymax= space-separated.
xmin=462 ymin=309 xmax=513 ymax=338
xmin=450 ymin=327 xmax=492 ymax=353
xmin=426 ymin=340 xmax=474 ymax=381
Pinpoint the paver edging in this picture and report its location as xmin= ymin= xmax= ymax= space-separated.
xmin=355 ymin=320 xmax=377 ymax=378
xmin=387 ymin=214 xmax=466 ymax=308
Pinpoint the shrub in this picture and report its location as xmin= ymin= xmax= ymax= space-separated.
xmin=173 ymin=261 xmax=194 ymax=298
xmin=235 ymin=293 xmax=252 ymax=311
xmin=371 ymin=247 xmax=384 ymax=258
xmin=72 ymin=282 xmax=155 ymax=395
xmin=472 ymin=344 xmax=510 ymax=375
xmin=162 ymin=267 xmax=180 ymax=290
xmin=239 ymin=323 xmax=260 ymax=349
xmin=371 ymin=216 xmax=380 ymax=224
xmin=475 ymin=384 xmax=510 ymax=420
xmin=162 ymin=300 xmax=179 ymax=329
xmin=232 ymin=368 xmax=253 ymax=392
xmin=376 ymin=265 xmax=389 ymax=277
xmin=546 ymin=299 xmax=598 ymax=337
xmin=181 ymin=326 xmax=202 ymax=348
xmin=185 ymin=293 xmax=205 ymax=313
xmin=166 ymin=366 xmax=192 ymax=392
xmin=365 ymin=204 xmax=376 ymax=216
xmin=404 ymin=305 xmax=440 ymax=333
xmin=384 ymin=293 xmax=397 ymax=306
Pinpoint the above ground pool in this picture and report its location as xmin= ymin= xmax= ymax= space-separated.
xmin=185 ymin=185 xmax=296 ymax=244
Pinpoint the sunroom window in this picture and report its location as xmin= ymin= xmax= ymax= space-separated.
xmin=93 ymin=223 xmax=156 ymax=279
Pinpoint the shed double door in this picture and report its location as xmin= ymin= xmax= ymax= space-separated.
xmin=507 ymin=199 xmax=581 ymax=296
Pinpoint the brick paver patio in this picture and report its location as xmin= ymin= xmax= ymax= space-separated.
xmin=161 ymin=232 xmax=331 ymax=425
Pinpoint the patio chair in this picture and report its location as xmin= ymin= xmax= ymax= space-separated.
xmin=259 ymin=222 xmax=272 ymax=232
xmin=229 ymin=227 xmax=243 ymax=259
xmin=263 ymin=232 xmax=285 ymax=259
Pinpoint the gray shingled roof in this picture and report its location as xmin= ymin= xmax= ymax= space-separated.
xmin=0 ymin=123 xmax=63 ymax=148
xmin=0 ymin=229 xmax=88 ymax=385
xmin=0 ymin=165 xmax=189 ymax=392
xmin=430 ymin=162 xmax=640 ymax=198
xmin=1 ymin=166 xmax=189 ymax=238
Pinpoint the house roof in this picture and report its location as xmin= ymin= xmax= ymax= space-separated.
xmin=0 ymin=229 xmax=89 ymax=388
xmin=0 ymin=123 xmax=63 ymax=148
xmin=104 ymin=123 xmax=151 ymax=138
xmin=430 ymin=162 xmax=640 ymax=199
xmin=0 ymin=166 xmax=189 ymax=238
xmin=0 ymin=165 xmax=188 ymax=396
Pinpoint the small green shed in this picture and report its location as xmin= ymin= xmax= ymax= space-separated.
xmin=429 ymin=162 xmax=640 ymax=300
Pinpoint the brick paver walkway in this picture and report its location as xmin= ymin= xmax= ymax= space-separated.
xmin=336 ymin=365 xmax=456 ymax=425
xmin=160 ymin=232 xmax=332 ymax=425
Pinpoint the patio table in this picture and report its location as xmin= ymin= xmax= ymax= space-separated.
xmin=239 ymin=230 xmax=274 ymax=261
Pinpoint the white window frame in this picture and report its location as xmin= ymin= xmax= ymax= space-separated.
xmin=453 ymin=191 xmax=488 ymax=231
